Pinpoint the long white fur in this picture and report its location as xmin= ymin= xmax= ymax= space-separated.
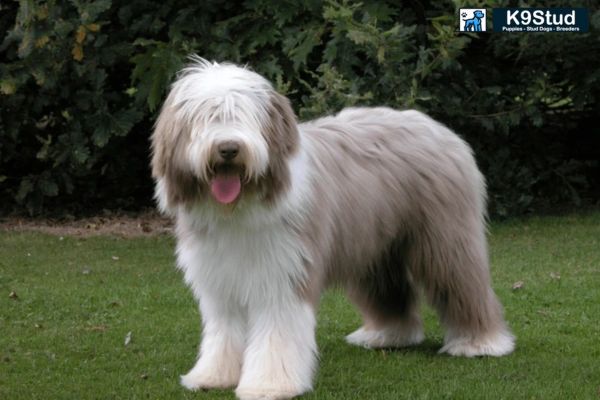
xmin=171 ymin=58 xmax=272 ymax=183
xmin=167 ymin=136 xmax=316 ymax=398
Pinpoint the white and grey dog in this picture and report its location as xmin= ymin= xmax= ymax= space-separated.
xmin=151 ymin=58 xmax=514 ymax=400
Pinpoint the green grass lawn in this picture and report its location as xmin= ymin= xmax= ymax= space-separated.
xmin=1 ymin=213 xmax=599 ymax=399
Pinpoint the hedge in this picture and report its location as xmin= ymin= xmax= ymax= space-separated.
xmin=1 ymin=0 xmax=598 ymax=216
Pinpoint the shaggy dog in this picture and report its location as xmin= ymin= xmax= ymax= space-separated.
xmin=151 ymin=58 xmax=514 ymax=400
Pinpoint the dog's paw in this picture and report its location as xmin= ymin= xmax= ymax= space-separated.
xmin=440 ymin=329 xmax=515 ymax=357
xmin=181 ymin=364 xmax=240 ymax=390
xmin=236 ymin=386 xmax=304 ymax=400
xmin=346 ymin=325 xmax=424 ymax=349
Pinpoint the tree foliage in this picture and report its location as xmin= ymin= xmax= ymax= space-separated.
xmin=1 ymin=0 xmax=598 ymax=216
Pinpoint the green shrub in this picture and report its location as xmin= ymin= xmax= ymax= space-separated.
xmin=1 ymin=0 xmax=598 ymax=216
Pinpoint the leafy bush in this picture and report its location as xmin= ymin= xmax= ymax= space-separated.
xmin=1 ymin=0 xmax=598 ymax=216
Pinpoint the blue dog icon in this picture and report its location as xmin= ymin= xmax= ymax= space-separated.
xmin=463 ymin=10 xmax=485 ymax=31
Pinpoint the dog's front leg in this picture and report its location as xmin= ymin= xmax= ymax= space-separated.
xmin=181 ymin=293 xmax=245 ymax=390
xmin=236 ymin=298 xmax=317 ymax=400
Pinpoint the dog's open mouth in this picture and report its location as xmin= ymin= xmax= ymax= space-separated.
xmin=210 ymin=174 xmax=241 ymax=204
xmin=209 ymin=165 xmax=244 ymax=205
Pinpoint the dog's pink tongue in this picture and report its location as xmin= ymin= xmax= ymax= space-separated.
xmin=210 ymin=175 xmax=241 ymax=204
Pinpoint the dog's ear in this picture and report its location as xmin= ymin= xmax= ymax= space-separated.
xmin=151 ymin=97 xmax=177 ymax=181
xmin=260 ymin=91 xmax=300 ymax=203
xmin=151 ymin=95 xmax=203 ymax=214
xmin=265 ymin=92 xmax=299 ymax=157
xmin=151 ymin=97 xmax=179 ymax=214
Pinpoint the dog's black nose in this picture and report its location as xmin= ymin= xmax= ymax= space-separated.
xmin=218 ymin=141 xmax=240 ymax=160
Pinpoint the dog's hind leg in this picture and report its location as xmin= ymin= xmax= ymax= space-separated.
xmin=345 ymin=242 xmax=425 ymax=349
xmin=412 ymin=216 xmax=515 ymax=357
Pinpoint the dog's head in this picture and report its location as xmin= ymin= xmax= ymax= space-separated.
xmin=151 ymin=58 xmax=299 ymax=214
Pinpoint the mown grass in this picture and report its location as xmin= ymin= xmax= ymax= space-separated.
xmin=1 ymin=213 xmax=599 ymax=399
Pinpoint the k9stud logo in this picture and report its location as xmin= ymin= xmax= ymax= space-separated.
xmin=492 ymin=8 xmax=589 ymax=32
xmin=459 ymin=9 xmax=487 ymax=32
